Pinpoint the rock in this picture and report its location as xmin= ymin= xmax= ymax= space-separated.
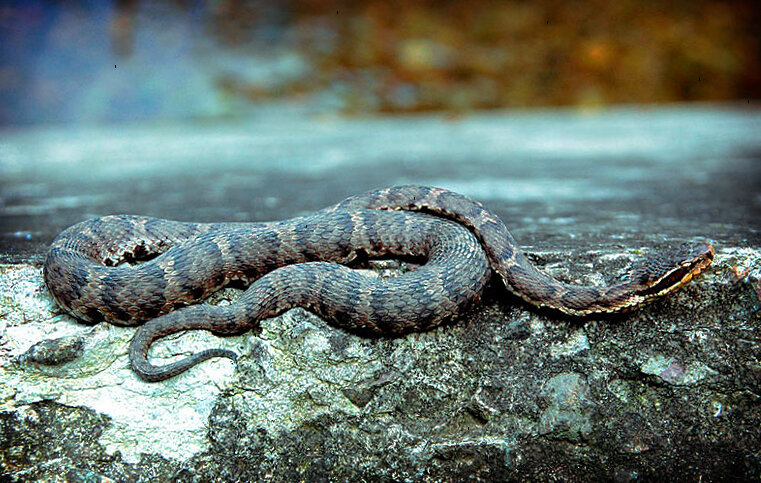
xmin=537 ymin=372 xmax=593 ymax=442
xmin=0 ymin=244 xmax=759 ymax=481
xmin=19 ymin=335 xmax=85 ymax=366
xmin=1 ymin=107 xmax=759 ymax=480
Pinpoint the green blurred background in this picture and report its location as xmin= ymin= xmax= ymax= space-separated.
xmin=1 ymin=0 xmax=759 ymax=126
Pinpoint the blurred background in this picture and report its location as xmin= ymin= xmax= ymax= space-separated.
xmin=1 ymin=0 xmax=759 ymax=125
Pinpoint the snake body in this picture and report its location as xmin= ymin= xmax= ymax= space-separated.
xmin=43 ymin=185 xmax=714 ymax=381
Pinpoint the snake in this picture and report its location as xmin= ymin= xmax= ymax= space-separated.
xmin=43 ymin=185 xmax=714 ymax=382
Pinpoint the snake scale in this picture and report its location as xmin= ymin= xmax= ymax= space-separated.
xmin=43 ymin=185 xmax=714 ymax=381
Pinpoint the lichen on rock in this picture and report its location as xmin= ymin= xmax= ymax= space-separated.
xmin=1 ymin=243 xmax=759 ymax=480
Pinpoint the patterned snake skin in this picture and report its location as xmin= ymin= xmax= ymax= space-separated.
xmin=43 ymin=185 xmax=714 ymax=381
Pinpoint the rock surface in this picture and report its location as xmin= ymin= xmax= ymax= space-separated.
xmin=1 ymin=246 xmax=759 ymax=481
xmin=1 ymin=106 xmax=760 ymax=481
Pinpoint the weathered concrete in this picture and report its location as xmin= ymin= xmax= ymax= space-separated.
xmin=1 ymin=105 xmax=760 ymax=481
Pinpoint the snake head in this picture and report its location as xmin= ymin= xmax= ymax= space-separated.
xmin=635 ymin=242 xmax=714 ymax=299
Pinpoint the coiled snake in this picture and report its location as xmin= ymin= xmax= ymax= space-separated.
xmin=43 ymin=185 xmax=714 ymax=381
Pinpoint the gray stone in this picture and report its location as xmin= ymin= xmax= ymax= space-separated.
xmin=1 ymin=243 xmax=758 ymax=481
xmin=19 ymin=334 xmax=85 ymax=366
xmin=1 ymin=107 xmax=760 ymax=480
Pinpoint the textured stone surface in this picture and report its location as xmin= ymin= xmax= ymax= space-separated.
xmin=1 ymin=245 xmax=759 ymax=481
xmin=1 ymin=106 xmax=760 ymax=480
